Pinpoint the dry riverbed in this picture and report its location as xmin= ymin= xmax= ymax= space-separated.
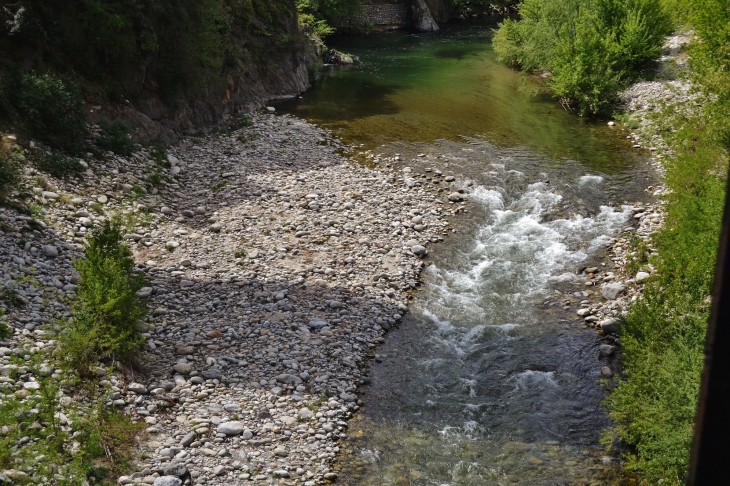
xmin=0 ymin=112 xmax=473 ymax=485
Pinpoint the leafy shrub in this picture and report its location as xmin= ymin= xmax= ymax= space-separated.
xmin=0 ymin=153 xmax=21 ymax=198
xmin=0 ymin=320 xmax=11 ymax=338
xmin=494 ymin=0 xmax=671 ymax=114
xmin=0 ymin=372 xmax=144 ymax=482
xmin=61 ymin=219 xmax=147 ymax=376
xmin=299 ymin=11 xmax=335 ymax=38
xmin=1 ymin=72 xmax=89 ymax=154
xmin=297 ymin=0 xmax=362 ymax=36
xmin=98 ymin=120 xmax=136 ymax=156
xmin=604 ymin=0 xmax=730 ymax=482
xmin=38 ymin=152 xmax=84 ymax=178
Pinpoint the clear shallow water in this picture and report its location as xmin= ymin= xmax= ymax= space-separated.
xmin=278 ymin=21 xmax=641 ymax=174
xmin=279 ymin=22 xmax=652 ymax=486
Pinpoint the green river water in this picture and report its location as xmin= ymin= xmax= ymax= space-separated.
xmin=279 ymin=20 xmax=652 ymax=486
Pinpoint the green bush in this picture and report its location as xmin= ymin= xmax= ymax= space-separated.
xmin=1 ymin=72 xmax=89 ymax=154
xmin=0 ymin=371 xmax=144 ymax=482
xmin=604 ymin=0 xmax=730 ymax=482
xmin=98 ymin=120 xmax=136 ymax=156
xmin=61 ymin=219 xmax=147 ymax=376
xmin=297 ymin=0 xmax=362 ymax=36
xmin=0 ymin=140 xmax=25 ymax=199
xmin=493 ymin=0 xmax=671 ymax=114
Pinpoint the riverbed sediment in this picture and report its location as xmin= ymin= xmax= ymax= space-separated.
xmin=0 ymin=111 xmax=475 ymax=485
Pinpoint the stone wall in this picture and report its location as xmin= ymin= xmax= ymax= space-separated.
xmin=357 ymin=4 xmax=409 ymax=26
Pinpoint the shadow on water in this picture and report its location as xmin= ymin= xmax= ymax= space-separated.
xmin=433 ymin=45 xmax=485 ymax=60
xmin=281 ymin=75 xmax=402 ymax=123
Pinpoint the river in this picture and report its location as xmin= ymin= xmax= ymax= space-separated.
xmin=278 ymin=20 xmax=653 ymax=486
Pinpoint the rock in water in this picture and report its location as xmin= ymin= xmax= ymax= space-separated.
xmin=411 ymin=0 xmax=439 ymax=32
xmin=600 ymin=318 xmax=621 ymax=334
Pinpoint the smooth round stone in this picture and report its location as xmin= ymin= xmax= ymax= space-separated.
xmin=218 ymin=421 xmax=244 ymax=436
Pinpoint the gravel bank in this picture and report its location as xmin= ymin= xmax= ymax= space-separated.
xmin=0 ymin=111 xmax=474 ymax=485
xmin=576 ymin=33 xmax=696 ymax=359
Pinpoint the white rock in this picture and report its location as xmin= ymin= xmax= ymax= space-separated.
xmin=154 ymin=476 xmax=182 ymax=486
xmin=218 ymin=421 xmax=244 ymax=435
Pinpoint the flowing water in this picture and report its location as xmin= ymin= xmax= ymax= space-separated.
xmin=279 ymin=20 xmax=654 ymax=485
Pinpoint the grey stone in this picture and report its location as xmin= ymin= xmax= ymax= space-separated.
xmin=136 ymin=287 xmax=153 ymax=298
xmin=600 ymin=318 xmax=622 ymax=334
xmin=162 ymin=464 xmax=188 ymax=477
xmin=201 ymin=368 xmax=222 ymax=380
xmin=154 ymin=477 xmax=182 ymax=486
xmin=42 ymin=191 xmax=59 ymax=200
xmin=309 ymin=319 xmax=327 ymax=330
xmin=173 ymin=363 xmax=192 ymax=374
xmin=213 ymin=465 xmax=226 ymax=476
xmin=218 ymin=421 xmax=244 ymax=435
xmin=298 ymin=408 xmax=314 ymax=419
xmin=599 ymin=344 xmax=616 ymax=357
xmin=42 ymin=245 xmax=58 ymax=258
xmin=447 ymin=192 xmax=463 ymax=202
xmin=601 ymin=283 xmax=626 ymax=300
xmin=636 ymin=271 xmax=651 ymax=283
xmin=276 ymin=373 xmax=303 ymax=385
xmin=180 ymin=432 xmax=196 ymax=447
xmin=128 ymin=382 xmax=147 ymax=394
xmin=600 ymin=366 xmax=614 ymax=377
xmin=273 ymin=446 xmax=288 ymax=457
xmin=410 ymin=245 xmax=427 ymax=256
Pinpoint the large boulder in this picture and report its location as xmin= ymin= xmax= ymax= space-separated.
xmin=411 ymin=0 xmax=439 ymax=32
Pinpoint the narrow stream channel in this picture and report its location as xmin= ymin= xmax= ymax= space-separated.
xmin=279 ymin=20 xmax=654 ymax=485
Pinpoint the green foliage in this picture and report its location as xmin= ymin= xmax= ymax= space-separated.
xmin=604 ymin=1 xmax=730 ymax=482
xmin=297 ymin=0 xmax=362 ymax=36
xmin=0 ymin=368 xmax=144 ymax=483
xmin=0 ymin=72 xmax=89 ymax=154
xmin=493 ymin=0 xmax=672 ymax=114
xmin=60 ymin=219 xmax=147 ymax=376
xmin=299 ymin=11 xmax=335 ymax=38
xmin=37 ymin=152 xmax=84 ymax=178
xmin=1 ymin=0 xmax=306 ymax=120
xmin=98 ymin=120 xmax=136 ymax=156
xmin=0 ymin=140 xmax=25 ymax=199
xmin=451 ymin=0 xmax=518 ymax=16
xmin=1 ymin=282 xmax=20 ymax=307
xmin=0 ymin=320 xmax=10 ymax=339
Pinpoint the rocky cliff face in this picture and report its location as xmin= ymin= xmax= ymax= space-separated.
xmin=0 ymin=0 xmax=321 ymax=147
xmin=98 ymin=39 xmax=319 ymax=146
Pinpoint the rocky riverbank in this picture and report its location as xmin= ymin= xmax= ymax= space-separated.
xmin=572 ymin=33 xmax=695 ymax=374
xmin=0 ymin=111 xmax=473 ymax=485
